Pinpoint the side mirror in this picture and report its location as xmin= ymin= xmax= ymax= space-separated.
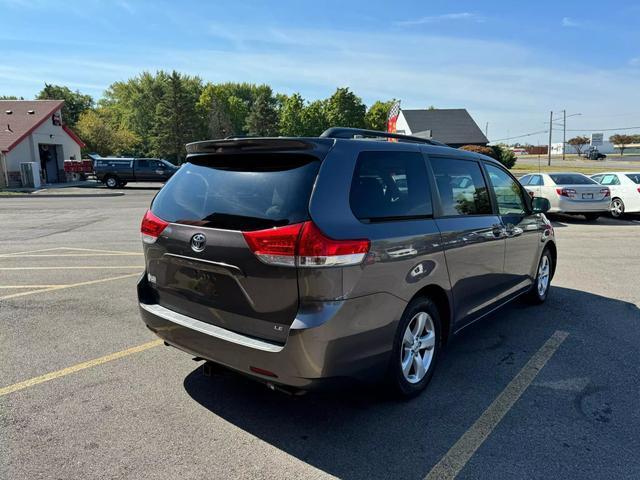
xmin=532 ymin=197 xmax=550 ymax=213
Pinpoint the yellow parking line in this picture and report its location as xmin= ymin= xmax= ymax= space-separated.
xmin=424 ymin=330 xmax=569 ymax=480
xmin=57 ymin=247 xmax=143 ymax=255
xmin=0 ymin=285 xmax=66 ymax=289
xmin=0 ymin=273 xmax=140 ymax=301
xmin=0 ymin=339 xmax=163 ymax=397
xmin=0 ymin=266 xmax=144 ymax=270
xmin=0 ymin=253 xmax=143 ymax=258
xmin=0 ymin=247 xmax=66 ymax=257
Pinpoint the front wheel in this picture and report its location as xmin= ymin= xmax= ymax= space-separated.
xmin=104 ymin=176 xmax=119 ymax=189
xmin=386 ymin=297 xmax=441 ymax=398
xmin=610 ymin=198 xmax=625 ymax=218
xmin=527 ymin=248 xmax=553 ymax=304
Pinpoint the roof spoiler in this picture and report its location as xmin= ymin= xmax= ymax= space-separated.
xmin=186 ymin=137 xmax=334 ymax=155
xmin=320 ymin=127 xmax=448 ymax=146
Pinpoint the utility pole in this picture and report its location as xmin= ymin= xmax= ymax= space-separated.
xmin=547 ymin=111 xmax=553 ymax=166
xmin=485 ymin=122 xmax=489 ymax=139
xmin=562 ymin=110 xmax=566 ymax=161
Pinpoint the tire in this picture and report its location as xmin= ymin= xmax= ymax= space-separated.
xmin=527 ymin=248 xmax=553 ymax=304
xmin=118 ymin=181 xmax=128 ymax=188
xmin=583 ymin=213 xmax=600 ymax=221
xmin=386 ymin=297 xmax=441 ymax=398
xmin=104 ymin=176 xmax=119 ymax=189
xmin=610 ymin=198 xmax=625 ymax=218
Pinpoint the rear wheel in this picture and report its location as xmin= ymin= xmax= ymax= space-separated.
xmin=527 ymin=248 xmax=552 ymax=304
xmin=104 ymin=176 xmax=119 ymax=189
xmin=610 ymin=198 xmax=625 ymax=218
xmin=584 ymin=213 xmax=600 ymax=221
xmin=386 ymin=297 xmax=441 ymax=398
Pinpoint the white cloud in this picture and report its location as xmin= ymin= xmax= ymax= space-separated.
xmin=561 ymin=17 xmax=581 ymax=28
xmin=394 ymin=13 xmax=484 ymax=26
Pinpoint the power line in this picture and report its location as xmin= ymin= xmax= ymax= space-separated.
xmin=564 ymin=126 xmax=640 ymax=132
xmin=490 ymin=129 xmax=548 ymax=142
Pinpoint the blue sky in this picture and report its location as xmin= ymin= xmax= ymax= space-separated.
xmin=1 ymin=0 xmax=639 ymax=142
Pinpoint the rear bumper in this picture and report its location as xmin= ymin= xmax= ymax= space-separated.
xmin=138 ymin=275 xmax=406 ymax=390
xmin=550 ymin=197 xmax=610 ymax=213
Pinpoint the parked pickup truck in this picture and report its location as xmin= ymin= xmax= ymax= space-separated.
xmin=91 ymin=156 xmax=179 ymax=188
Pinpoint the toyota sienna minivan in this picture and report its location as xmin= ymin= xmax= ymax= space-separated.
xmin=138 ymin=128 xmax=556 ymax=397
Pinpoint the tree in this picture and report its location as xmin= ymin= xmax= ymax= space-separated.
xmin=609 ymin=134 xmax=635 ymax=156
xmin=153 ymin=71 xmax=204 ymax=163
xmin=245 ymin=88 xmax=279 ymax=136
xmin=365 ymin=100 xmax=396 ymax=131
xmin=36 ymin=84 xmax=93 ymax=127
xmin=324 ymin=87 xmax=366 ymax=128
xmin=0 ymin=95 xmax=24 ymax=100
xmin=301 ymin=100 xmax=329 ymax=136
xmin=567 ymin=136 xmax=589 ymax=156
xmin=75 ymin=109 xmax=140 ymax=156
xmin=279 ymin=93 xmax=306 ymax=136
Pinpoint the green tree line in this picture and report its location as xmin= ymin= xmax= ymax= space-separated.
xmin=23 ymin=71 xmax=396 ymax=163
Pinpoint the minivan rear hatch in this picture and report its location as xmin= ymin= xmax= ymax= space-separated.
xmin=143 ymin=139 xmax=333 ymax=343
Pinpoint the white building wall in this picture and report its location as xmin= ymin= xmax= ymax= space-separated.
xmin=394 ymin=112 xmax=412 ymax=135
xmin=551 ymin=141 xmax=615 ymax=155
xmin=4 ymin=108 xmax=82 ymax=186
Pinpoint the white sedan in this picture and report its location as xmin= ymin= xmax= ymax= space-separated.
xmin=518 ymin=172 xmax=611 ymax=221
xmin=590 ymin=172 xmax=640 ymax=218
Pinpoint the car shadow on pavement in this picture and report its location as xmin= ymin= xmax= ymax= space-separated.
xmin=548 ymin=213 xmax=640 ymax=227
xmin=183 ymin=287 xmax=639 ymax=480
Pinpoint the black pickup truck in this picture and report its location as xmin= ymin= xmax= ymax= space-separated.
xmin=92 ymin=156 xmax=179 ymax=188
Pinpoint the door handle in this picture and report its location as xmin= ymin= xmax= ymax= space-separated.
xmin=505 ymin=225 xmax=523 ymax=237
xmin=492 ymin=224 xmax=506 ymax=238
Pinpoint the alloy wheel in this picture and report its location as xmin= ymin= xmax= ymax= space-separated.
xmin=610 ymin=199 xmax=624 ymax=218
xmin=400 ymin=312 xmax=436 ymax=384
xmin=537 ymin=255 xmax=550 ymax=296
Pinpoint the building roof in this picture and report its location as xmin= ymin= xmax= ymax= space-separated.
xmin=0 ymin=100 xmax=84 ymax=153
xmin=400 ymin=108 xmax=488 ymax=146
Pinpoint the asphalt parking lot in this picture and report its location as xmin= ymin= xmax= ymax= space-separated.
xmin=1 ymin=185 xmax=639 ymax=480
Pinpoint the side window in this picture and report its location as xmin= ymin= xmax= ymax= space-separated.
xmin=137 ymin=159 xmax=149 ymax=168
xmin=350 ymin=151 xmax=432 ymax=222
xmin=600 ymin=174 xmax=619 ymax=185
xmin=430 ymin=157 xmax=491 ymax=216
xmin=485 ymin=164 xmax=527 ymax=216
xmin=519 ymin=175 xmax=531 ymax=185
xmin=529 ymin=175 xmax=542 ymax=186
xmin=591 ymin=175 xmax=603 ymax=184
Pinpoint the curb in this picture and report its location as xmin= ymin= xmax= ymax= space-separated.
xmin=0 ymin=192 xmax=125 ymax=198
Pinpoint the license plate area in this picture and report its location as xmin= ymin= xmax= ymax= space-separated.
xmin=582 ymin=193 xmax=593 ymax=199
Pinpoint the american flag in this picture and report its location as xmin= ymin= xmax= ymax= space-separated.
xmin=387 ymin=100 xmax=401 ymax=133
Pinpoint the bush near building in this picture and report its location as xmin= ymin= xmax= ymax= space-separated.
xmin=459 ymin=144 xmax=517 ymax=169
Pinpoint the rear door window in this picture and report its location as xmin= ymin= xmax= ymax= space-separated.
xmin=485 ymin=164 xmax=527 ymax=215
xmin=151 ymin=154 xmax=320 ymax=231
xmin=529 ymin=175 xmax=543 ymax=186
xmin=518 ymin=175 xmax=531 ymax=185
xmin=600 ymin=174 xmax=620 ymax=185
xmin=430 ymin=157 xmax=492 ymax=216
xmin=349 ymin=151 xmax=432 ymax=222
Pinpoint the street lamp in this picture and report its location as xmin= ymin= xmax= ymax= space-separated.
xmin=561 ymin=111 xmax=582 ymax=161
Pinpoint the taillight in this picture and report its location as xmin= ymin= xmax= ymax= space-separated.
xmin=242 ymin=223 xmax=303 ymax=267
xmin=600 ymin=188 xmax=610 ymax=198
xmin=637 ymin=187 xmax=640 ymax=194
xmin=242 ymin=221 xmax=370 ymax=268
xmin=141 ymin=210 xmax=169 ymax=244
xmin=297 ymin=221 xmax=370 ymax=267
xmin=556 ymin=188 xmax=576 ymax=197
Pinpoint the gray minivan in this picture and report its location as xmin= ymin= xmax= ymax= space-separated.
xmin=138 ymin=128 xmax=556 ymax=397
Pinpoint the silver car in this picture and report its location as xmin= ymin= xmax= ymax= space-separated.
xmin=519 ymin=172 xmax=610 ymax=221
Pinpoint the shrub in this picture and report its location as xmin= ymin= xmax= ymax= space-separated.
xmin=459 ymin=144 xmax=517 ymax=169
xmin=459 ymin=144 xmax=498 ymax=159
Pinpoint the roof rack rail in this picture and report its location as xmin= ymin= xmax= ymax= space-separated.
xmin=320 ymin=127 xmax=447 ymax=146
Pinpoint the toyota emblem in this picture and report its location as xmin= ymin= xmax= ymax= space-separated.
xmin=190 ymin=233 xmax=206 ymax=252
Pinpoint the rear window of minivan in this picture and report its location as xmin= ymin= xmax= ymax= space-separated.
xmin=151 ymin=154 xmax=319 ymax=231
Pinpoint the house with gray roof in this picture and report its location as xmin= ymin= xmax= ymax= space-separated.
xmin=395 ymin=108 xmax=488 ymax=148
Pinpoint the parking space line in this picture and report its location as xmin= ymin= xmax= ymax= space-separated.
xmin=0 ymin=339 xmax=163 ymax=397
xmin=0 ymin=253 xmax=143 ymax=258
xmin=0 ymin=273 xmax=140 ymax=301
xmin=0 ymin=285 xmax=67 ymax=289
xmin=57 ymin=247 xmax=143 ymax=255
xmin=0 ymin=266 xmax=144 ymax=270
xmin=0 ymin=247 xmax=66 ymax=257
xmin=424 ymin=330 xmax=569 ymax=480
